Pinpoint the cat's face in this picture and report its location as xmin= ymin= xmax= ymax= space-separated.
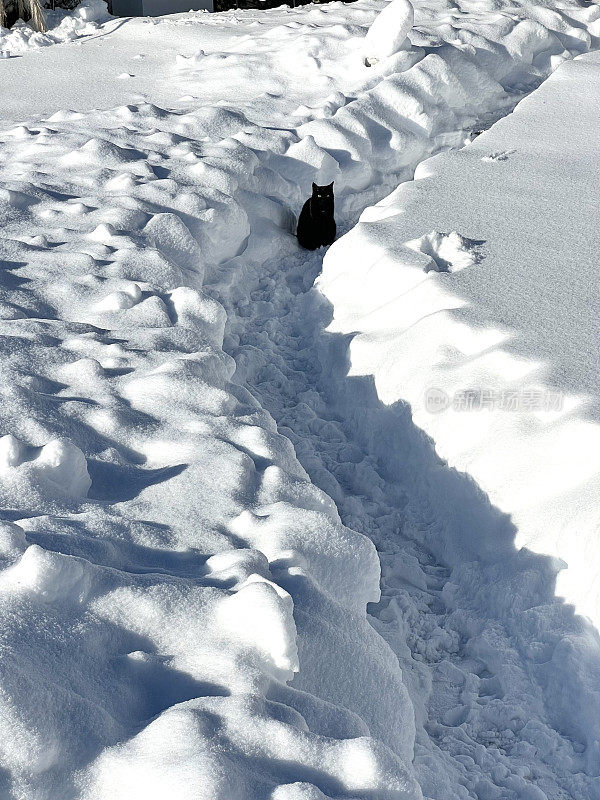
xmin=312 ymin=182 xmax=334 ymax=213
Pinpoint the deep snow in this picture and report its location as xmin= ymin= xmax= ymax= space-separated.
xmin=317 ymin=47 xmax=600 ymax=797
xmin=0 ymin=0 xmax=110 ymax=58
xmin=0 ymin=0 xmax=599 ymax=798
xmin=319 ymin=50 xmax=600 ymax=628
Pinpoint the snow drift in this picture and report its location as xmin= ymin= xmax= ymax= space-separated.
xmin=364 ymin=0 xmax=414 ymax=65
xmin=0 ymin=107 xmax=421 ymax=800
xmin=319 ymin=49 xmax=600 ymax=628
xmin=318 ymin=47 xmax=600 ymax=787
xmin=0 ymin=0 xmax=109 ymax=58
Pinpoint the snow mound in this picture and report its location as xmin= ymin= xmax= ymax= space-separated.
xmin=0 ymin=435 xmax=91 ymax=502
xmin=144 ymin=213 xmax=207 ymax=279
xmin=364 ymin=0 xmax=414 ymax=64
xmin=0 ymin=0 xmax=110 ymax=58
xmin=0 ymin=21 xmax=425 ymax=792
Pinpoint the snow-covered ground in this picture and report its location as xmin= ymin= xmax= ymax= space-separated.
xmin=320 ymin=48 xmax=600 ymax=626
xmin=0 ymin=0 xmax=599 ymax=797
xmin=0 ymin=0 xmax=110 ymax=58
xmin=318 ymin=46 xmax=600 ymax=798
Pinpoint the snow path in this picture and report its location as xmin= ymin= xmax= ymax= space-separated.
xmin=227 ymin=248 xmax=600 ymax=800
xmin=216 ymin=12 xmax=600 ymax=800
xmin=315 ymin=48 xmax=600 ymax=796
xmin=0 ymin=0 xmax=600 ymax=797
xmin=222 ymin=121 xmax=600 ymax=800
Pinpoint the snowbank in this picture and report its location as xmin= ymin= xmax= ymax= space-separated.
xmin=0 ymin=0 xmax=110 ymax=58
xmin=364 ymin=0 xmax=413 ymax=64
xmin=0 ymin=151 xmax=422 ymax=800
xmin=0 ymin=120 xmax=420 ymax=800
xmin=319 ymin=48 xmax=600 ymax=777
xmin=0 ymin=9 xmax=424 ymax=794
xmin=320 ymin=48 xmax=600 ymax=623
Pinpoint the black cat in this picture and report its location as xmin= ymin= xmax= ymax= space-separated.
xmin=297 ymin=182 xmax=336 ymax=251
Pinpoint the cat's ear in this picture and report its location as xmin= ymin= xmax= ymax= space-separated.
xmin=328 ymin=182 xmax=334 ymax=189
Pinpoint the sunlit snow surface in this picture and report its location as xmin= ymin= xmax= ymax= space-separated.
xmin=0 ymin=0 xmax=599 ymax=798
xmin=321 ymin=53 xmax=600 ymax=627
xmin=0 ymin=0 xmax=110 ymax=57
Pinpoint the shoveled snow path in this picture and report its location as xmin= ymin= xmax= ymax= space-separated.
xmin=223 ymin=213 xmax=600 ymax=800
xmin=222 ymin=68 xmax=600 ymax=800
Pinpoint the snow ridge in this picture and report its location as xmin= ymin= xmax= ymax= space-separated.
xmin=318 ymin=48 xmax=600 ymax=794
xmin=0 ymin=82 xmax=418 ymax=800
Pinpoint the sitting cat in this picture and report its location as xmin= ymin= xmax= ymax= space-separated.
xmin=297 ymin=182 xmax=336 ymax=251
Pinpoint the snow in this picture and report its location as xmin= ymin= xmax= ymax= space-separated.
xmin=319 ymin=47 xmax=600 ymax=795
xmin=364 ymin=0 xmax=413 ymax=63
xmin=0 ymin=0 xmax=599 ymax=797
xmin=319 ymin=49 xmax=600 ymax=626
xmin=0 ymin=0 xmax=110 ymax=58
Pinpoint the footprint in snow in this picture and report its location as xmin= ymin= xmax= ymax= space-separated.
xmin=482 ymin=149 xmax=516 ymax=162
xmin=405 ymin=230 xmax=485 ymax=274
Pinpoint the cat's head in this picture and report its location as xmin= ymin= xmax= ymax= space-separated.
xmin=312 ymin=182 xmax=334 ymax=212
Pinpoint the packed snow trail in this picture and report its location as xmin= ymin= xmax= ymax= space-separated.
xmin=315 ymin=49 xmax=600 ymax=796
xmin=213 ymin=10 xmax=600 ymax=800
xmin=226 ymin=243 xmax=600 ymax=800
xmin=221 ymin=67 xmax=600 ymax=800
xmin=0 ymin=0 xmax=599 ymax=798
